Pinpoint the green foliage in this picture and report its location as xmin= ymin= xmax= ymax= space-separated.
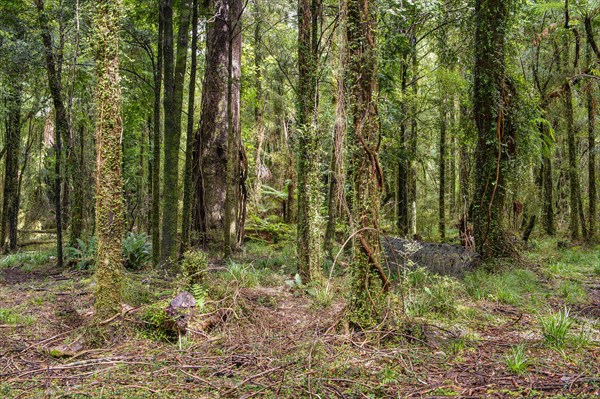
xmin=180 ymin=250 xmax=208 ymax=288
xmin=404 ymin=268 xmax=464 ymax=317
xmin=505 ymin=344 xmax=530 ymax=374
xmin=122 ymin=232 xmax=151 ymax=270
xmin=66 ymin=237 xmax=98 ymax=270
xmin=558 ymin=280 xmax=587 ymax=305
xmin=221 ymin=260 xmax=276 ymax=288
xmin=0 ymin=251 xmax=51 ymax=270
xmin=122 ymin=278 xmax=156 ymax=306
xmin=463 ymin=268 xmax=539 ymax=306
xmin=539 ymin=308 xmax=573 ymax=348
xmin=0 ymin=308 xmax=34 ymax=326
xmin=139 ymin=301 xmax=175 ymax=342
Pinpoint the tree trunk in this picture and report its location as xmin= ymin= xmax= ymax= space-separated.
xmin=296 ymin=0 xmax=323 ymax=282
xmin=586 ymin=44 xmax=597 ymax=241
xmin=347 ymin=0 xmax=388 ymax=329
xmin=1 ymin=80 xmax=22 ymax=252
xmin=193 ymin=0 xmax=242 ymax=251
xmin=224 ymin=0 xmax=244 ymax=256
xmin=161 ymin=0 xmax=191 ymax=263
xmin=472 ymin=0 xmax=512 ymax=259
xmin=180 ymin=0 xmax=199 ymax=256
xmin=152 ymin=4 xmax=164 ymax=266
xmin=396 ymin=60 xmax=409 ymax=237
xmin=439 ymin=102 xmax=447 ymax=241
xmin=93 ymin=0 xmax=124 ymax=324
xmin=35 ymin=0 xmax=65 ymax=268
xmin=324 ymin=15 xmax=347 ymax=258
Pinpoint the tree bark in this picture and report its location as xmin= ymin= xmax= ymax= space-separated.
xmin=1 ymin=80 xmax=22 ymax=252
xmin=296 ymin=0 xmax=323 ymax=282
xmin=152 ymin=3 xmax=164 ymax=266
xmin=93 ymin=0 xmax=124 ymax=324
xmin=161 ymin=0 xmax=191 ymax=263
xmin=193 ymin=0 xmax=242 ymax=251
xmin=472 ymin=0 xmax=512 ymax=259
xmin=35 ymin=0 xmax=66 ymax=268
xmin=347 ymin=0 xmax=388 ymax=329
xmin=181 ymin=0 xmax=199 ymax=256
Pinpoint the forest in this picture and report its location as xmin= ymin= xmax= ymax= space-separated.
xmin=0 ymin=0 xmax=599 ymax=397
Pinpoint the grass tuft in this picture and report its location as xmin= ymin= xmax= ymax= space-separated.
xmin=539 ymin=308 xmax=573 ymax=348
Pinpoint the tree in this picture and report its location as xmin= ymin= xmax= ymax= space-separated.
xmin=35 ymin=0 xmax=66 ymax=268
xmin=296 ymin=0 xmax=323 ymax=282
xmin=160 ymin=0 xmax=191 ymax=263
xmin=346 ymin=0 xmax=389 ymax=328
xmin=472 ymin=0 xmax=513 ymax=259
xmin=180 ymin=0 xmax=199 ymax=256
xmin=193 ymin=0 xmax=243 ymax=251
xmin=93 ymin=0 xmax=124 ymax=323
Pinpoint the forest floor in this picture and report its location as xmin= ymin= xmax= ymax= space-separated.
xmin=0 ymin=238 xmax=599 ymax=398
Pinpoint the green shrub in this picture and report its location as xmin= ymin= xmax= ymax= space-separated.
xmin=0 ymin=308 xmax=34 ymax=326
xmin=181 ymin=250 xmax=208 ymax=288
xmin=122 ymin=232 xmax=151 ymax=270
xmin=0 ymin=251 xmax=52 ymax=270
xmin=65 ymin=237 xmax=97 ymax=270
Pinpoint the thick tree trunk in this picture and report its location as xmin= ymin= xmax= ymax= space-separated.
xmin=540 ymin=120 xmax=556 ymax=236
xmin=347 ymin=0 xmax=388 ymax=329
xmin=396 ymin=61 xmax=409 ymax=237
xmin=193 ymin=0 xmax=242 ymax=251
xmin=35 ymin=0 xmax=65 ymax=268
xmin=181 ymin=0 xmax=199 ymax=256
xmin=296 ymin=0 xmax=323 ymax=282
xmin=472 ymin=0 xmax=512 ymax=259
xmin=439 ymin=105 xmax=447 ymax=241
xmin=586 ymin=45 xmax=597 ymax=241
xmin=152 ymin=4 xmax=164 ymax=266
xmin=93 ymin=0 xmax=124 ymax=323
xmin=1 ymin=81 xmax=22 ymax=252
xmin=224 ymin=0 xmax=244 ymax=256
xmin=161 ymin=0 xmax=191 ymax=263
xmin=324 ymin=23 xmax=346 ymax=258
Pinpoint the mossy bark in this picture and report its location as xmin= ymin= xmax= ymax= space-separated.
xmin=93 ymin=0 xmax=124 ymax=323
xmin=472 ymin=0 xmax=512 ymax=259
xmin=161 ymin=0 xmax=191 ymax=263
xmin=152 ymin=5 xmax=164 ymax=266
xmin=35 ymin=0 xmax=65 ymax=268
xmin=0 ymin=79 xmax=22 ymax=252
xmin=180 ymin=0 xmax=199 ymax=256
xmin=296 ymin=0 xmax=324 ymax=282
xmin=346 ymin=0 xmax=388 ymax=329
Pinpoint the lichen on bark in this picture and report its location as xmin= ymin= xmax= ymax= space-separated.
xmin=93 ymin=0 xmax=124 ymax=325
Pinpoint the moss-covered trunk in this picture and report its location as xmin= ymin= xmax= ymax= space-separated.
xmin=0 ymin=79 xmax=22 ymax=252
xmin=180 ymin=0 xmax=199 ymax=256
xmin=472 ymin=0 xmax=512 ymax=259
xmin=93 ymin=0 xmax=124 ymax=322
xmin=296 ymin=0 xmax=323 ymax=282
xmin=152 ymin=5 xmax=164 ymax=266
xmin=35 ymin=0 xmax=66 ymax=268
xmin=160 ymin=0 xmax=191 ymax=263
xmin=346 ymin=0 xmax=388 ymax=329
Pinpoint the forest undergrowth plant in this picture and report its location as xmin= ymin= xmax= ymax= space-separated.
xmin=539 ymin=307 xmax=573 ymax=348
xmin=180 ymin=250 xmax=208 ymax=288
xmin=0 ymin=251 xmax=52 ymax=270
xmin=65 ymin=237 xmax=97 ymax=270
xmin=505 ymin=344 xmax=530 ymax=374
xmin=122 ymin=232 xmax=151 ymax=270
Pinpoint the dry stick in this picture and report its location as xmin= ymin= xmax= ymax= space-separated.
xmin=221 ymin=364 xmax=290 ymax=396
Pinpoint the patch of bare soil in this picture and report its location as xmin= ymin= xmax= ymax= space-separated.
xmin=0 ymin=269 xmax=598 ymax=398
